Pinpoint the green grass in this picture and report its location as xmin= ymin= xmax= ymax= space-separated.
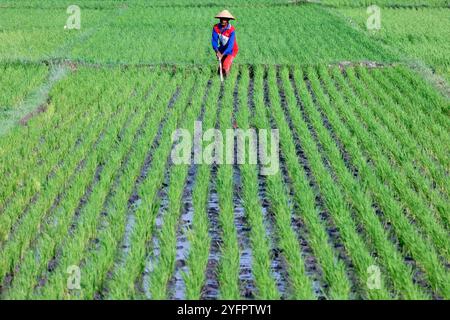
xmin=0 ymin=68 xmax=151 ymax=294
xmin=69 ymin=4 xmax=396 ymax=65
xmin=36 ymin=71 xmax=180 ymax=300
xmin=335 ymin=7 xmax=450 ymax=83
xmin=0 ymin=4 xmax=397 ymax=65
xmin=312 ymin=65 xmax=449 ymax=298
xmin=0 ymin=63 xmax=47 ymax=109
xmin=0 ymin=8 xmax=116 ymax=62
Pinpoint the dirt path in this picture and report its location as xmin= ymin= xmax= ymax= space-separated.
xmin=0 ymin=65 xmax=68 ymax=136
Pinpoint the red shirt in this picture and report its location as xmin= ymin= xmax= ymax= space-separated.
xmin=211 ymin=23 xmax=239 ymax=57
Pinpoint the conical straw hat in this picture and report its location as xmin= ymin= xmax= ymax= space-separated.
xmin=215 ymin=9 xmax=235 ymax=20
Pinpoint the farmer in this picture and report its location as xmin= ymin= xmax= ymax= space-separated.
xmin=211 ymin=9 xmax=239 ymax=77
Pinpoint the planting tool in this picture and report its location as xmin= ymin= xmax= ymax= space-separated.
xmin=218 ymin=57 xmax=224 ymax=82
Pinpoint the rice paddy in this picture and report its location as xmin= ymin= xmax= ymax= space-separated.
xmin=0 ymin=0 xmax=448 ymax=300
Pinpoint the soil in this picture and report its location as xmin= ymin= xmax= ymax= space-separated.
xmin=19 ymin=100 xmax=48 ymax=126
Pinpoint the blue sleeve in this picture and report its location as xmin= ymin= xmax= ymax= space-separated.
xmin=223 ymin=31 xmax=235 ymax=55
xmin=212 ymin=28 xmax=219 ymax=52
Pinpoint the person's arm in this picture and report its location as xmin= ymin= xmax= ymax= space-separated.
xmin=223 ymin=31 xmax=235 ymax=56
xmin=211 ymin=28 xmax=219 ymax=52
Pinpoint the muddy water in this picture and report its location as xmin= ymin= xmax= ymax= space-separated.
xmin=99 ymin=86 xmax=182 ymax=297
xmin=142 ymin=166 xmax=170 ymax=299
xmin=257 ymin=174 xmax=289 ymax=298
xmin=35 ymin=103 xmax=143 ymax=294
xmin=167 ymin=79 xmax=212 ymax=300
xmin=233 ymin=168 xmax=255 ymax=299
xmin=201 ymin=82 xmax=225 ymax=300
xmin=264 ymin=67 xmax=343 ymax=298
xmin=232 ymin=70 xmax=256 ymax=298
xmin=247 ymin=68 xmax=288 ymax=298
xmin=201 ymin=165 xmax=222 ymax=299
xmin=167 ymin=164 xmax=195 ymax=300
xmin=278 ymin=154 xmax=325 ymax=299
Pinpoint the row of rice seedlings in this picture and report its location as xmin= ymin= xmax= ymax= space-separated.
xmin=312 ymin=65 xmax=449 ymax=298
xmin=60 ymin=5 xmax=395 ymax=66
xmin=365 ymin=67 xmax=449 ymax=194
xmin=395 ymin=66 xmax=450 ymax=130
xmin=0 ymin=63 xmax=48 ymax=108
xmin=328 ymin=67 xmax=449 ymax=260
xmin=287 ymin=66 xmax=427 ymax=299
xmin=0 ymin=69 xmax=79 ymax=168
xmin=0 ymin=69 xmax=145 ymax=241
xmin=375 ymin=68 xmax=449 ymax=151
xmin=0 ymin=75 xmax=139 ymax=286
xmin=266 ymin=65 xmax=391 ymax=299
xmin=383 ymin=66 xmax=449 ymax=186
xmin=215 ymin=70 xmax=241 ymax=299
xmin=103 ymin=71 xmax=198 ymax=299
xmin=297 ymin=8 xmax=391 ymax=63
xmin=70 ymin=73 xmax=179 ymax=300
xmin=0 ymin=68 xmax=126 ymax=204
xmin=348 ymin=67 xmax=449 ymax=227
xmin=144 ymin=72 xmax=211 ymax=299
xmin=35 ymin=71 xmax=180 ymax=299
xmin=2 ymin=70 xmax=160 ymax=299
xmin=356 ymin=66 xmax=448 ymax=185
xmin=3 ymin=84 xmax=141 ymax=280
xmin=263 ymin=71 xmax=352 ymax=299
xmin=334 ymin=6 xmax=450 ymax=83
xmin=253 ymin=65 xmax=316 ymax=299
xmin=182 ymin=77 xmax=222 ymax=299
xmin=234 ymin=66 xmax=280 ymax=299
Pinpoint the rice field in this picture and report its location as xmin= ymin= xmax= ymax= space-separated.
xmin=336 ymin=6 xmax=450 ymax=83
xmin=0 ymin=0 xmax=448 ymax=300
xmin=0 ymin=4 xmax=396 ymax=65
xmin=0 ymin=64 xmax=48 ymax=110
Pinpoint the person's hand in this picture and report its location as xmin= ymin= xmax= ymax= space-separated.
xmin=216 ymin=51 xmax=223 ymax=60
